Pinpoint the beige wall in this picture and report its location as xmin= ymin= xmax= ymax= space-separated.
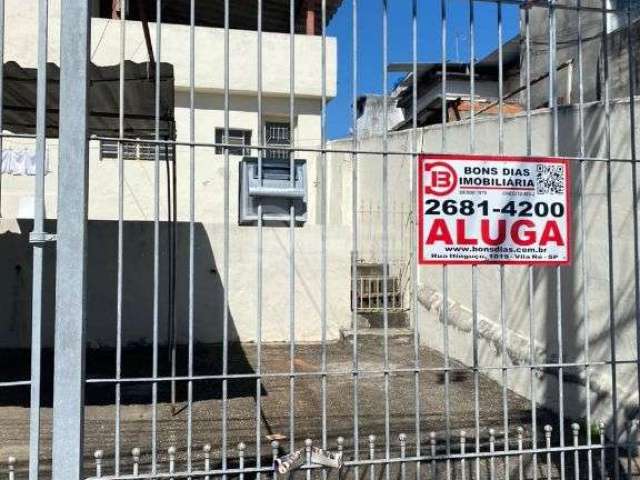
xmin=6 ymin=0 xmax=337 ymax=97
xmin=0 ymin=0 xmax=351 ymax=348
xmin=328 ymin=98 xmax=640 ymax=435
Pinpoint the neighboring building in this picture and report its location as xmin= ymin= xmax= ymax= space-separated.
xmin=522 ymin=0 xmax=640 ymax=108
xmin=0 ymin=0 xmax=351 ymax=350
xmin=356 ymin=35 xmax=523 ymax=134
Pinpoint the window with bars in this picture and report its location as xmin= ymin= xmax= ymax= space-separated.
xmin=100 ymin=139 xmax=173 ymax=161
xmin=215 ymin=128 xmax=252 ymax=156
xmin=264 ymin=121 xmax=291 ymax=160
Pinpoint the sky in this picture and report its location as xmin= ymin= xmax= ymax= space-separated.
xmin=325 ymin=0 xmax=521 ymax=140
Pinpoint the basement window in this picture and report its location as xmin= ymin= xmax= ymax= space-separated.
xmin=215 ymin=128 xmax=252 ymax=156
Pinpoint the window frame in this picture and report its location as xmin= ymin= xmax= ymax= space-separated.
xmin=215 ymin=128 xmax=253 ymax=156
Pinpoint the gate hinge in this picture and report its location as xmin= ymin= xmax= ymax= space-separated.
xmin=29 ymin=231 xmax=57 ymax=244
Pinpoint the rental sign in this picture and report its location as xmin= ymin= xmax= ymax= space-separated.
xmin=418 ymin=154 xmax=571 ymax=265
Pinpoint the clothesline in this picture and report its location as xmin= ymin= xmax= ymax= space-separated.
xmin=0 ymin=149 xmax=49 ymax=176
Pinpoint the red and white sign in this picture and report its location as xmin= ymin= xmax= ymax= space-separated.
xmin=418 ymin=153 xmax=571 ymax=265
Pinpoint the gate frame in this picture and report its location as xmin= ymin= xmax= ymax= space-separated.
xmin=50 ymin=0 xmax=91 ymax=478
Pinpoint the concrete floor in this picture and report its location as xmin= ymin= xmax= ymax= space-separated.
xmin=0 ymin=340 xmax=578 ymax=479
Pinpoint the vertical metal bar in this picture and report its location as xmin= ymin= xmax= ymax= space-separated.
xmin=601 ymin=0 xmax=619 ymax=477
xmin=222 ymin=0 xmax=230 ymax=477
xmin=489 ymin=429 xmax=496 ymax=480
xmin=351 ymin=1 xmax=360 ymax=477
xmin=399 ymin=433 xmax=407 ymax=480
xmin=410 ymin=0 xmax=421 ymax=477
xmin=152 ymin=0 xmax=162 ymax=473
xmin=369 ymin=435 xmax=376 ymax=480
xmin=460 ymin=431 xmax=466 ymax=480
xmin=288 ymin=0 xmax=296 ymax=456
xmin=517 ymin=426 xmax=524 ymax=480
xmin=626 ymin=0 xmax=640 ymax=467
xmin=271 ymin=441 xmax=279 ymax=480
xmin=51 ymin=0 xmax=91 ymax=476
xmin=468 ymin=3 xmax=481 ymax=480
xmin=575 ymin=2 xmax=592 ymax=479
xmin=430 ymin=432 xmax=437 ymax=479
xmin=440 ymin=1 xmax=451 ymax=477
xmin=381 ymin=2 xmax=390 ymax=478
xmin=132 ymin=448 xmax=140 ymax=477
xmin=203 ymin=444 xmax=211 ymax=480
xmin=548 ymin=2 xmax=566 ymax=478
xmin=524 ymin=6 xmax=538 ymax=480
xmin=256 ymin=0 xmax=264 ymax=477
xmin=238 ymin=442 xmax=246 ymax=480
xmin=168 ymin=446 xmax=176 ymax=480
xmin=8 ymin=457 xmax=15 ymax=480
xmin=114 ymin=1 xmax=126 ymax=476
xmin=29 ymin=0 xmax=47 ymax=477
xmin=305 ymin=439 xmax=312 ymax=480
xmin=187 ymin=0 xmax=196 ymax=474
xmin=599 ymin=422 xmax=605 ymax=480
xmin=545 ymin=425 xmax=553 ymax=480
xmin=94 ymin=450 xmax=103 ymax=478
xmin=320 ymin=0 xmax=328 ymax=468
xmin=572 ymin=423 xmax=580 ymax=480
xmin=496 ymin=4 xmax=510 ymax=478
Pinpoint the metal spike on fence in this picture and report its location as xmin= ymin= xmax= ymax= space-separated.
xmin=167 ymin=446 xmax=176 ymax=480
xmin=571 ymin=423 xmax=580 ymax=480
xmin=304 ymin=439 xmax=313 ymax=480
xmin=399 ymin=433 xmax=407 ymax=480
xmin=460 ymin=430 xmax=466 ymax=480
xmin=630 ymin=419 xmax=639 ymax=478
xmin=94 ymin=449 xmax=103 ymax=478
xmin=7 ymin=457 xmax=15 ymax=480
xmin=516 ymin=426 xmax=524 ymax=480
xmin=368 ymin=435 xmax=376 ymax=480
xmin=598 ymin=421 xmax=605 ymax=480
xmin=429 ymin=431 xmax=437 ymax=479
xmin=271 ymin=440 xmax=279 ymax=480
xmin=544 ymin=425 xmax=553 ymax=480
xmin=203 ymin=444 xmax=211 ymax=480
xmin=131 ymin=447 xmax=140 ymax=477
xmin=238 ymin=442 xmax=246 ymax=480
xmin=488 ymin=429 xmax=496 ymax=480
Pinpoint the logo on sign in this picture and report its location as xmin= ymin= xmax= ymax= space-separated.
xmin=424 ymin=161 xmax=457 ymax=196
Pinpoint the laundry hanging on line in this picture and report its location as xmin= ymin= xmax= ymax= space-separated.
xmin=0 ymin=149 xmax=49 ymax=176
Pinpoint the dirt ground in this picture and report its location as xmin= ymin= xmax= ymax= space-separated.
xmin=0 ymin=339 xmax=567 ymax=479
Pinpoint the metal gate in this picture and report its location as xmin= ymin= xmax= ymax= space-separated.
xmin=2 ymin=0 xmax=640 ymax=478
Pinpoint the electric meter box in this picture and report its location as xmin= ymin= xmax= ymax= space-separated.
xmin=239 ymin=157 xmax=308 ymax=224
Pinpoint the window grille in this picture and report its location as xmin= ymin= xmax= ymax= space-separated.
xmin=215 ymin=128 xmax=252 ymax=156
xmin=265 ymin=121 xmax=291 ymax=160
xmin=100 ymin=139 xmax=173 ymax=161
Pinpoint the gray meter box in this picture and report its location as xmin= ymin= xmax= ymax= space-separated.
xmin=239 ymin=157 xmax=307 ymax=224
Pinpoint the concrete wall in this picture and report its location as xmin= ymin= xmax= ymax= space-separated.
xmin=328 ymin=97 xmax=640 ymax=432
xmin=522 ymin=0 xmax=639 ymax=109
xmin=0 ymin=217 xmax=350 ymax=349
xmin=6 ymin=0 xmax=337 ymax=97
xmin=0 ymin=1 xmax=352 ymax=349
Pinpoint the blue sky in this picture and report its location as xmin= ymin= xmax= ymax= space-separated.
xmin=326 ymin=0 xmax=520 ymax=139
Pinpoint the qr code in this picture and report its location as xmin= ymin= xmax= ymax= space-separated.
xmin=536 ymin=164 xmax=565 ymax=194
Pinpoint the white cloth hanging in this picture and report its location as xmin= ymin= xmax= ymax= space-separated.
xmin=0 ymin=149 xmax=48 ymax=176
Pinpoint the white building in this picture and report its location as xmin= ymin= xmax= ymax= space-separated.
xmin=0 ymin=0 xmax=353 ymax=349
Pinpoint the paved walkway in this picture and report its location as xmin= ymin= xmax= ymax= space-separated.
xmin=0 ymin=340 xmax=557 ymax=478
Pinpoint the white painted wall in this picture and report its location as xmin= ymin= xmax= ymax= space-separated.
xmin=0 ymin=1 xmax=351 ymax=349
xmin=328 ymin=98 xmax=640 ymax=434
